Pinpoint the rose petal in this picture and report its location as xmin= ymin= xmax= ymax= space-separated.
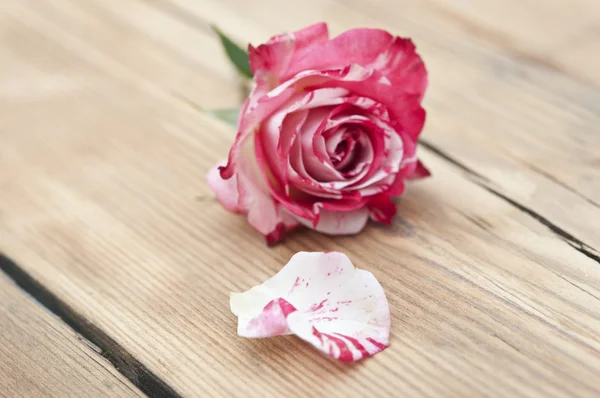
xmin=398 ymin=102 xmax=427 ymax=143
xmin=278 ymin=110 xmax=309 ymax=161
xmin=219 ymin=85 xmax=298 ymax=180
xmin=230 ymin=252 xmax=390 ymax=361
xmin=322 ymin=113 xmax=384 ymax=190
xmin=406 ymin=159 xmax=431 ymax=180
xmin=388 ymin=173 xmax=406 ymax=196
xmin=251 ymin=24 xmax=427 ymax=102
xmin=249 ymin=22 xmax=329 ymax=81
xmin=329 ymin=128 xmax=362 ymax=173
xmin=368 ymin=194 xmax=397 ymax=224
xmin=207 ymin=149 xmax=299 ymax=244
xmin=324 ymin=125 xmax=348 ymax=159
xmin=288 ymin=28 xmax=426 ymax=99
xmin=347 ymin=118 xmax=403 ymax=192
xmin=259 ymin=87 xmax=350 ymax=197
xmin=296 ymin=207 xmax=370 ymax=235
xmin=207 ymin=160 xmax=242 ymax=214
xmin=288 ymin=28 xmax=392 ymax=80
xmin=254 ymin=131 xmax=322 ymax=223
xmin=220 ymin=71 xmax=338 ymax=181
xmin=256 ymin=110 xmax=304 ymax=193
xmin=299 ymin=65 xmax=426 ymax=143
xmin=366 ymin=36 xmax=428 ymax=100
xmin=288 ymin=121 xmax=342 ymax=199
xmin=300 ymin=108 xmax=341 ymax=181
xmin=356 ymin=173 xmax=396 ymax=197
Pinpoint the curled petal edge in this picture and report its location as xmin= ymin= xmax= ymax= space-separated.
xmin=231 ymin=252 xmax=391 ymax=362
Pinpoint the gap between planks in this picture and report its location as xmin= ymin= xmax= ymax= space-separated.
xmin=419 ymin=141 xmax=600 ymax=264
xmin=0 ymin=254 xmax=181 ymax=398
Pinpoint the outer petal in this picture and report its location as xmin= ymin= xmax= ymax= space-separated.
xmin=206 ymin=151 xmax=300 ymax=244
xmin=219 ymin=85 xmax=297 ymax=180
xmin=366 ymin=37 xmax=428 ymax=100
xmin=249 ymin=22 xmax=329 ymax=80
xmin=206 ymin=160 xmax=242 ymax=214
xmin=289 ymin=29 xmax=427 ymax=100
xmin=406 ymin=159 xmax=431 ymax=180
xmin=230 ymin=252 xmax=391 ymax=361
xmin=296 ymin=207 xmax=370 ymax=235
xmin=367 ymin=194 xmax=397 ymax=224
xmin=288 ymin=28 xmax=392 ymax=80
xmin=397 ymin=101 xmax=427 ymax=142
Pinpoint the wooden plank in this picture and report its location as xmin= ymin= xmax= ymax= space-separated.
xmin=397 ymin=0 xmax=600 ymax=87
xmin=0 ymin=0 xmax=599 ymax=396
xmin=0 ymin=271 xmax=142 ymax=397
xmin=1 ymin=3 xmax=599 ymax=398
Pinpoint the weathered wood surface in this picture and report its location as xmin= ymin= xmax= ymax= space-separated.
xmin=0 ymin=1 xmax=599 ymax=397
xmin=0 ymin=271 xmax=142 ymax=398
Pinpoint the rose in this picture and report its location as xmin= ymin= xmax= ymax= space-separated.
xmin=207 ymin=22 xmax=430 ymax=244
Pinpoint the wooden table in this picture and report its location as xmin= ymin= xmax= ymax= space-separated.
xmin=1 ymin=1 xmax=599 ymax=397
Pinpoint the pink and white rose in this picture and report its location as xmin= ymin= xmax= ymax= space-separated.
xmin=207 ymin=23 xmax=430 ymax=244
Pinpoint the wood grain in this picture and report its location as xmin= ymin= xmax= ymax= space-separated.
xmin=0 ymin=272 xmax=142 ymax=398
xmin=0 ymin=1 xmax=599 ymax=397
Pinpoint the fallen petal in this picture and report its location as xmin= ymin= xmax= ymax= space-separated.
xmin=230 ymin=252 xmax=391 ymax=361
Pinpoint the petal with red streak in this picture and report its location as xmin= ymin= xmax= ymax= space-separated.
xmin=289 ymin=28 xmax=393 ymax=79
xmin=207 ymin=150 xmax=299 ymax=244
xmin=368 ymin=194 xmax=397 ymax=224
xmin=303 ymin=65 xmax=426 ymax=143
xmin=407 ymin=159 xmax=431 ymax=180
xmin=288 ymin=28 xmax=427 ymax=100
xmin=206 ymin=160 xmax=242 ymax=214
xmin=249 ymin=22 xmax=329 ymax=80
xmin=230 ymin=252 xmax=391 ymax=361
xmin=297 ymin=207 xmax=370 ymax=235
xmin=366 ymin=36 xmax=428 ymax=100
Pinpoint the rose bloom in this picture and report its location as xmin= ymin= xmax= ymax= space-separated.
xmin=208 ymin=23 xmax=430 ymax=244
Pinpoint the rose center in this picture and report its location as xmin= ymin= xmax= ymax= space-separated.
xmin=334 ymin=140 xmax=348 ymax=158
xmin=327 ymin=127 xmax=361 ymax=173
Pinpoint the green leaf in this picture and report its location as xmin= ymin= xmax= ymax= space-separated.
xmin=172 ymin=92 xmax=240 ymax=128
xmin=204 ymin=108 xmax=240 ymax=127
xmin=212 ymin=25 xmax=253 ymax=79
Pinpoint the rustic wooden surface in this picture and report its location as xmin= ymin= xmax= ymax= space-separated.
xmin=0 ymin=271 xmax=142 ymax=397
xmin=1 ymin=1 xmax=599 ymax=397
